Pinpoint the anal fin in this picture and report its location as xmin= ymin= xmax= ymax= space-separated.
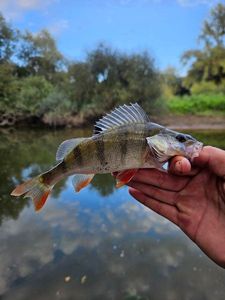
xmin=116 ymin=169 xmax=137 ymax=188
xmin=72 ymin=174 xmax=95 ymax=192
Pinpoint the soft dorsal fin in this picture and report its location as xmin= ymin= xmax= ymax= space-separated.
xmin=94 ymin=103 xmax=150 ymax=134
xmin=56 ymin=138 xmax=86 ymax=161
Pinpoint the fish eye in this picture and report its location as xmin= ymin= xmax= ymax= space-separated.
xmin=176 ymin=134 xmax=187 ymax=143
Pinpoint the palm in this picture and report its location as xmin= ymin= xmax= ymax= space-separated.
xmin=175 ymin=168 xmax=225 ymax=265
xmin=127 ymin=159 xmax=225 ymax=267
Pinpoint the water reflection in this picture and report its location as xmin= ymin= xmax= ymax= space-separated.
xmin=0 ymin=128 xmax=225 ymax=299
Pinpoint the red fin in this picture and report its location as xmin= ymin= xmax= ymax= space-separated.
xmin=116 ymin=169 xmax=137 ymax=188
xmin=34 ymin=191 xmax=51 ymax=212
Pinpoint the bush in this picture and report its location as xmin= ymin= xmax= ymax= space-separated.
xmin=16 ymin=76 xmax=53 ymax=116
xmin=168 ymin=94 xmax=225 ymax=114
xmin=191 ymin=81 xmax=225 ymax=95
xmin=40 ymin=88 xmax=71 ymax=116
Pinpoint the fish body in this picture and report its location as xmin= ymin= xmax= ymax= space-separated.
xmin=11 ymin=103 xmax=203 ymax=211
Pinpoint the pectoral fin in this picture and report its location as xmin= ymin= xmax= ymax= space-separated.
xmin=115 ymin=169 xmax=138 ymax=188
xmin=72 ymin=174 xmax=95 ymax=192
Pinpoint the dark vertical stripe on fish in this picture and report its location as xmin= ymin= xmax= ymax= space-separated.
xmin=42 ymin=161 xmax=67 ymax=185
xmin=95 ymin=138 xmax=105 ymax=166
xmin=73 ymin=145 xmax=83 ymax=166
xmin=120 ymin=131 xmax=128 ymax=165
xmin=60 ymin=160 xmax=67 ymax=173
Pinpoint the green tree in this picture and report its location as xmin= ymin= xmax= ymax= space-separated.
xmin=0 ymin=13 xmax=18 ymax=63
xmin=199 ymin=3 xmax=225 ymax=47
xmin=182 ymin=3 xmax=225 ymax=89
xmin=161 ymin=67 xmax=189 ymax=97
xmin=18 ymin=30 xmax=65 ymax=81
xmin=67 ymin=44 xmax=161 ymax=117
xmin=16 ymin=76 xmax=54 ymax=116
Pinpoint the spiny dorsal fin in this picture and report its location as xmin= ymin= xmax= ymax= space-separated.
xmin=56 ymin=138 xmax=86 ymax=161
xmin=94 ymin=103 xmax=150 ymax=134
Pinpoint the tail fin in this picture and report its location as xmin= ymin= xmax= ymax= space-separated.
xmin=11 ymin=176 xmax=53 ymax=212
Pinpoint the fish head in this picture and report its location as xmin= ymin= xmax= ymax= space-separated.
xmin=147 ymin=129 xmax=203 ymax=163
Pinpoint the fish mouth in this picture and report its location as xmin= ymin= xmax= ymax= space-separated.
xmin=186 ymin=141 xmax=203 ymax=161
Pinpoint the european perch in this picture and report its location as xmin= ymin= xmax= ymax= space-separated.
xmin=11 ymin=103 xmax=203 ymax=211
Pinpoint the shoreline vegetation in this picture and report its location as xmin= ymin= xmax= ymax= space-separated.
xmin=0 ymin=4 xmax=224 ymax=129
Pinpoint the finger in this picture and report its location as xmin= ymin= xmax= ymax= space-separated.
xmin=127 ymin=181 xmax=177 ymax=205
xmin=169 ymin=156 xmax=200 ymax=176
xmin=131 ymin=168 xmax=189 ymax=191
xmin=194 ymin=146 xmax=225 ymax=178
xmin=129 ymin=187 xmax=178 ymax=225
xmin=169 ymin=156 xmax=191 ymax=174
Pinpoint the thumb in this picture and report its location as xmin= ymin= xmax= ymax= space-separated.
xmin=193 ymin=146 xmax=225 ymax=178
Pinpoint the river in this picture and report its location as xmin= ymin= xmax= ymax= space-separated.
xmin=0 ymin=128 xmax=225 ymax=300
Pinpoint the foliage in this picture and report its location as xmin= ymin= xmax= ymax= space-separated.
xmin=67 ymin=45 xmax=161 ymax=117
xmin=199 ymin=3 xmax=225 ymax=47
xmin=191 ymin=80 xmax=225 ymax=95
xmin=0 ymin=10 xmax=161 ymax=126
xmin=182 ymin=3 xmax=225 ymax=88
xmin=168 ymin=94 xmax=225 ymax=115
xmin=17 ymin=30 xmax=66 ymax=81
xmin=0 ymin=13 xmax=18 ymax=62
xmin=16 ymin=76 xmax=54 ymax=116
xmin=161 ymin=67 xmax=189 ymax=98
xmin=0 ymin=62 xmax=19 ymax=112
xmin=1 ymin=3 xmax=225 ymax=126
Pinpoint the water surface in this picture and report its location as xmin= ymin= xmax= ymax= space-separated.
xmin=0 ymin=128 xmax=225 ymax=300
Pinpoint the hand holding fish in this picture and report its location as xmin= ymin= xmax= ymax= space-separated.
xmin=127 ymin=146 xmax=225 ymax=268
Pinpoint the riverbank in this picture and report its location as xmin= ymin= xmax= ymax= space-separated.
xmin=1 ymin=112 xmax=225 ymax=131
xmin=158 ymin=114 xmax=225 ymax=131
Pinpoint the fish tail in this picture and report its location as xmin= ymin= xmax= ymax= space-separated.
xmin=11 ymin=175 xmax=54 ymax=212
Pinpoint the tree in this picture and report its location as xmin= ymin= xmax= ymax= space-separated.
xmin=182 ymin=3 xmax=225 ymax=89
xmin=67 ymin=44 xmax=161 ymax=117
xmin=0 ymin=13 xmax=17 ymax=63
xmin=199 ymin=3 xmax=225 ymax=47
xmin=161 ymin=67 xmax=189 ymax=97
xmin=18 ymin=30 xmax=65 ymax=81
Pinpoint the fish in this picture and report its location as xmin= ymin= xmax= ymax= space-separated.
xmin=11 ymin=103 xmax=203 ymax=211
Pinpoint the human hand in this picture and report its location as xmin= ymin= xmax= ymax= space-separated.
xmin=127 ymin=146 xmax=225 ymax=268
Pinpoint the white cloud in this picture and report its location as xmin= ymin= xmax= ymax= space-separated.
xmin=0 ymin=0 xmax=55 ymax=20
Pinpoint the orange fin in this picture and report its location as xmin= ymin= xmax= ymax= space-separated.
xmin=72 ymin=174 xmax=95 ymax=192
xmin=11 ymin=176 xmax=53 ymax=212
xmin=25 ymin=189 xmax=51 ymax=212
xmin=116 ymin=169 xmax=138 ymax=188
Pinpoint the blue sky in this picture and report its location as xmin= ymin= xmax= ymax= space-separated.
xmin=0 ymin=0 xmax=222 ymax=74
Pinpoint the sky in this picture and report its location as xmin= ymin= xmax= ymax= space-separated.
xmin=0 ymin=0 xmax=223 ymax=74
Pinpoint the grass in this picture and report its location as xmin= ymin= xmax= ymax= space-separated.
xmin=167 ymin=94 xmax=225 ymax=115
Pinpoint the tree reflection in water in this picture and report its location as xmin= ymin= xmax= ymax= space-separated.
xmin=0 ymin=128 xmax=225 ymax=299
xmin=1 ymin=128 xmax=225 ymax=223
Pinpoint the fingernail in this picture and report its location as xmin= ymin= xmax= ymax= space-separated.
xmin=175 ymin=161 xmax=182 ymax=172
